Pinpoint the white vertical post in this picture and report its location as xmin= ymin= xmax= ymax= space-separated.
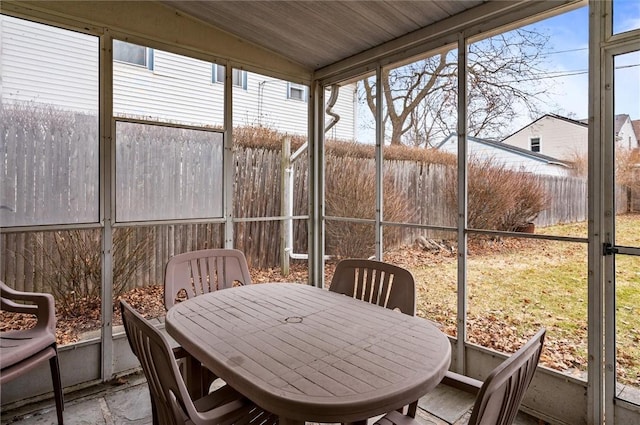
xmin=224 ymin=64 xmax=234 ymax=248
xmin=281 ymin=137 xmax=291 ymax=276
xmin=375 ymin=66 xmax=384 ymax=260
xmin=100 ymin=30 xmax=114 ymax=381
xmin=456 ymin=32 xmax=468 ymax=375
xmin=588 ymin=2 xmax=606 ymax=424
xmin=309 ymin=81 xmax=325 ymax=288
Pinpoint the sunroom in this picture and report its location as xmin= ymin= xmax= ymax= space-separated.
xmin=1 ymin=1 xmax=639 ymax=424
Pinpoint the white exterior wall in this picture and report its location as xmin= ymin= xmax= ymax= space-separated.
xmin=438 ymin=136 xmax=570 ymax=176
xmin=501 ymin=116 xmax=588 ymax=161
xmin=0 ymin=15 xmax=99 ymax=113
xmin=1 ymin=15 xmax=356 ymax=140
xmin=616 ymin=117 xmax=639 ymax=150
xmin=113 ymin=51 xmax=224 ymax=126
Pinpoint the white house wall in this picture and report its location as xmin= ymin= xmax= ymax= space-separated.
xmin=0 ymin=15 xmax=99 ymax=113
xmin=502 ymin=115 xmax=588 ymax=161
xmin=1 ymin=14 xmax=356 ymax=140
xmin=438 ymin=136 xmax=570 ymax=177
xmin=113 ymin=51 xmax=224 ymax=127
xmin=616 ymin=117 xmax=638 ymax=150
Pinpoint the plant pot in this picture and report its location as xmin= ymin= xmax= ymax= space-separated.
xmin=515 ymin=222 xmax=535 ymax=233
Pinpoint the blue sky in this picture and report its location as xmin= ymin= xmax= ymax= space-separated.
xmin=355 ymin=2 xmax=639 ymax=143
xmin=525 ymin=2 xmax=639 ymax=121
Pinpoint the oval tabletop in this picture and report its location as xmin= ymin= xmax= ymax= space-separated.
xmin=165 ymin=282 xmax=451 ymax=423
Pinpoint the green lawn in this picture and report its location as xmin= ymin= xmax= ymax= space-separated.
xmin=406 ymin=214 xmax=639 ymax=387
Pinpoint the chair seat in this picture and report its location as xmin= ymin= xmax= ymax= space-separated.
xmin=0 ymin=281 xmax=63 ymax=424
xmin=121 ymin=300 xmax=278 ymax=425
xmin=0 ymin=328 xmax=56 ymax=371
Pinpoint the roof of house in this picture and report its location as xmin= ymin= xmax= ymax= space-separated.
xmin=500 ymin=113 xmax=587 ymax=142
xmin=436 ymin=133 xmax=571 ymax=167
xmin=615 ymin=114 xmax=631 ymax=135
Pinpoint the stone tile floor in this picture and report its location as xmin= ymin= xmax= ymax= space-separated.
xmin=1 ymin=372 xmax=543 ymax=425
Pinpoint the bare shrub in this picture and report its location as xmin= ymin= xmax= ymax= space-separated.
xmin=446 ymin=159 xmax=550 ymax=231
xmin=567 ymin=151 xmax=588 ymax=178
xmin=615 ymin=148 xmax=640 ymax=189
xmin=325 ymin=155 xmax=414 ymax=258
xmin=23 ymin=229 xmax=152 ymax=317
xmin=233 ymin=126 xmax=456 ymax=165
xmin=570 ymin=149 xmax=640 ymax=212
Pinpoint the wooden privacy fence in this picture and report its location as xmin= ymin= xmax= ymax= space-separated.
xmin=0 ymin=106 xmax=99 ymax=226
xmin=1 ymin=148 xmax=601 ymax=293
xmin=2 ymin=105 xmax=633 ymax=293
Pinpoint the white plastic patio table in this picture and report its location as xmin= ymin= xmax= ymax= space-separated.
xmin=165 ymin=282 xmax=451 ymax=425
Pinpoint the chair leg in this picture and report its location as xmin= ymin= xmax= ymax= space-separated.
xmin=49 ymin=351 xmax=64 ymax=425
xmin=151 ymin=397 xmax=159 ymax=425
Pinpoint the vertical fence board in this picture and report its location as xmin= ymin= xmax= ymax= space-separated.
xmin=6 ymin=126 xmax=629 ymax=292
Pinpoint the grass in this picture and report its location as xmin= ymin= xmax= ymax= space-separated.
xmin=405 ymin=214 xmax=639 ymax=387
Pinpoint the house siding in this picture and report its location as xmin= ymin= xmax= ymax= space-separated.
xmin=616 ymin=117 xmax=639 ymax=150
xmin=1 ymin=14 xmax=355 ymax=140
xmin=438 ymin=136 xmax=570 ymax=176
xmin=501 ymin=115 xmax=588 ymax=161
xmin=113 ymin=51 xmax=225 ymax=126
xmin=0 ymin=15 xmax=99 ymax=113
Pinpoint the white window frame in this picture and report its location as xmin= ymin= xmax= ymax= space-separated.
xmin=212 ymin=64 xmax=247 ymax=90
xmin=287 ymin=82 xmax=307 ymax=102
xmin=113 ymin=39 xmax=153 ymax=69
xmin=530 ymin=137 xmax=541 ymax=152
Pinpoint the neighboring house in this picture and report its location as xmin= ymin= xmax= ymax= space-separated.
xmin=500 ymin=114 xmax=588 ymax=161
xmin=615 ymin=114 xmax=640 ymax=150
xmin=500 ymin=113 xmax=639 ymax=161
xmin=0 ymin=14 xmax=356 ymax=140
xmin=436 ymin=133 xmax=572 ymax=176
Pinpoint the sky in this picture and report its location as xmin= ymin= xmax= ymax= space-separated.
xmin=524 ymin=1 xmax=640 ymax=122
xmin=355 ymin=1 xmax=640 ymax=144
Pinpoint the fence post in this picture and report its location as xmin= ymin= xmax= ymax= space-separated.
xmin=281 ymin=137 xmax=291 ymax=276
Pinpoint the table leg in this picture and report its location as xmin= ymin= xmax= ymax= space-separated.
xmin=185 ymin=355 xmax=203 ymax=399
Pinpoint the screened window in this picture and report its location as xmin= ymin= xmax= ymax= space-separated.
xmin=0 ymin=15 xmax=99 ymax=227
xmin=115 ymin=122 xmax=224 ymax=222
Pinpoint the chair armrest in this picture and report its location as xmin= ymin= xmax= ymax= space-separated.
xmin=1 ymin=281 xmax=56 ymax=332
xmin=1 ymin=298 xmax=38 ymax=314
xmin=442 ymin=371 xmax=483 ymax=395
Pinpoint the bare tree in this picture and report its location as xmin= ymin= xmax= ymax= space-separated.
xmin=362 ymin=28 xmax=552 ymax=146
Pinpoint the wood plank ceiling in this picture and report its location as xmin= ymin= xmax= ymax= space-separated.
xmin=160 ymin=0 xmax=484 ymax=71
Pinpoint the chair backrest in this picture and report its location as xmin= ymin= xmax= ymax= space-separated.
xmin=329 ymin=259 xmax=416 ymax=315
xmin=120 ymin=300 xmax=198 ymax=425
xmin=468 ymin=328 xmax=546 ymax=425
xmin=164 ymin=249 xmax=251 ymax=309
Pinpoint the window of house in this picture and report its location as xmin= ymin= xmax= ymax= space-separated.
xmin=212 ymin=65 xmax=247 ymax=89
xmin=113 ymin=40 xmax=153 ymax=69
xmin=530 ymin=137 xmax=541 ymax=152
xmin=288 ymin=83 xmax=307 ymax=102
